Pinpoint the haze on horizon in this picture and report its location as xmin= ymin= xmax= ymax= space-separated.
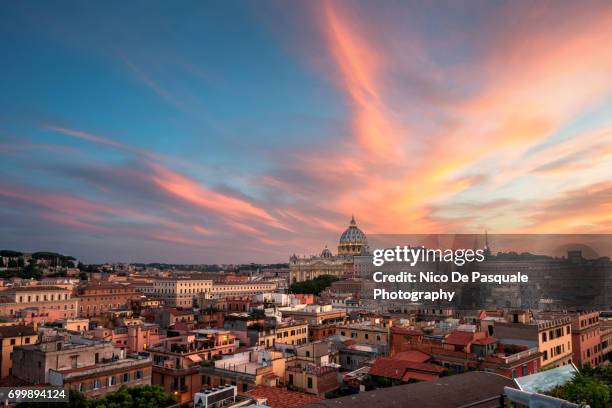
xmin=1 ymin=1 xmax=612 ymax=264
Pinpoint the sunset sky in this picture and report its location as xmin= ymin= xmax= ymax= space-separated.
xmin=1 ymin=1 xmax=612 ymax=263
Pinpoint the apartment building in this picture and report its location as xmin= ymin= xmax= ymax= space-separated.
xmin=275 ymin=321 xmax=309 ymax=346
xmin=280 ymin=304 xmax=346 ymax=326
xmin=336 ymin=321 xmax=390 ymax=354
xmin=12 ymin=336 xmax=151 ymax=397
xmin=494 ymin=317 xmax=572 ymax=369
xmin=207 ymin=282 xmax=277 ymax=298
xmin=149 ymin=329 xmax=236 ymax=402
xmin=92 ymin=323 xmax=162 ymax=353
xmin=200 ymin=350 xmax=285 ymax=393
xmin=76 ymin=282 xmax=141 ymax=317
xmin=0 ymin=325 xmax=38 ymax=378
xmin=0 ymin=286 xmax=78 ymax=321
xmin=541 ymin=310 xmax=603 ymax=368
xmin=153 ymin=278 xmax=213 ymax=307
xmin=284 ymin=341 xmax=340 ymax=396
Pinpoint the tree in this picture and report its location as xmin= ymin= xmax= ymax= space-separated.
xmin=90 ymin=385 xmax=177 ymax=408
xmin=17 ymin=389 xmax=87 ymax=408
xmin=548 ymin=366 xmax=612 ymax=408
xmin=0 ymin=250 xmax=23 ymax=257
xmin=17 ymin=386 xmax=178 ymax=408
xmin=289 ymin=274 xmax=340 ymax=295
xmin=20 ymin=262 xmax=42 ymax=279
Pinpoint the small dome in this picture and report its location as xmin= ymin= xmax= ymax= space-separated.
xmin=321 ymin=246 xmax=333 ymax=258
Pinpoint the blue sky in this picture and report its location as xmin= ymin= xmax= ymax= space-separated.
xmin=1 ymin=1 xmax=612 ymax=263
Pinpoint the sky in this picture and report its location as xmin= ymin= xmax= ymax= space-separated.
xmin=1 ymin=0 xmax=612 ymax=264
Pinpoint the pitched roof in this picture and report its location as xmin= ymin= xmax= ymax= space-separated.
xmin=393 ymin=350 xmax=431 ymax=363
xmin=248 ymin=386 xmax=324 ymax=408
xmin=444 ymin=331 xmax=485 ymax=346
xmin=473 ymin=337 xmax=497 ymax=345
xmin=368 ymin=358 xmax=445 ymax=381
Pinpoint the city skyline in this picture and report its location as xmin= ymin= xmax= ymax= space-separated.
xmin=2 ymin=1 xmax=612 ymax=263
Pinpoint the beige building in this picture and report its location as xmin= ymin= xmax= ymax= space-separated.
xmin=12 ymin=336 xmax=151 ymax=397
xmin=54 ymin=318 xmax=89 ymax=332
xmin=0 ymin=286 xmax=78 ymax=321
xmin=209 ymin=282 xmax=277 ymax=297
xmin=200 ymin=350 xmax=285 ymax=393
xmin=152 ymin=278 xmax=213 ymax=307
xmin=336 ymin=321 xmax=390 ymax=353
xmin=280 ymin=304 xmax=346 ymax=326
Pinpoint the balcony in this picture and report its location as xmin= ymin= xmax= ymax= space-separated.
xmin=49 ymin=357 xmax=152 ymax=384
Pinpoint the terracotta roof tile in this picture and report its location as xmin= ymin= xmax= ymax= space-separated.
xmin=393 ymin=350 xmax=431 ymax=363
xmin=248 ymin=386 xmax=323 ymax=408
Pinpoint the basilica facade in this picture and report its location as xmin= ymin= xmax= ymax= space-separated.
xmin=289 ymin=216 xmax=369 ymax=284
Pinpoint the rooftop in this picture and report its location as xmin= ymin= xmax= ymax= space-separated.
xmin=299 ymin=371 xmax=517 ymax=408
xmin=6 ymin=286 xmax=68 ymax=292
xmin=248 ymin=386 xmax=323 ymax=408
xmin=0 ymin=325 xmax=36 ymax=338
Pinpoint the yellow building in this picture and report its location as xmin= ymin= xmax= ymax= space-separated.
xmin=336 ymin=321 xmax=390 ymax=352
xmin=537 ymin=317 xmax=573 ymax=369
xmin=275 ymin=321 xmax=309 ymax=346
xmin=0 ymin=325 xmax=38 ymax=378
xmin=494 ymin=315 xmax=572 ymax=370
xmin=55 ymin=318 xmax=89 ymax=332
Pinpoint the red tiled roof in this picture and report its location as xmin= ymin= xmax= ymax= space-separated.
xmin=394 ymin=350 xmax=431 ymax=363
xmin=391 ymin=327 xmax=423 ymax=336
xmin=431 ymin=348 xmax=477 ymax=359
xmin=473 ymin=337 xmax=497 ymax=345
xmin=369 ymin=358 xmax=446 ymax=381
xmin=444 ymin=331 xmax=476 ymax=346
xmin=248 ymin=386 xmax=323 ymax=408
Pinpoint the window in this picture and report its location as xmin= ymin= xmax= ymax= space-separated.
xmin=25 ymin=337 xmax=30 ymax=344
xmin=307 ymin=377 xmax=313 ymax=389
xmin=123 ymin=373 xmax=129 ymax=382
xmin=136 ymin=370 xmax=143 ymax=380
xmin=242 ymin=383 xmax=248 ymax=392
xmin=288 ymin=374 xmax=293 ymax=385
xmin=109 ymin=376 xmax=117 ymax=386
xmin=93 ymin=379 xmax=101 ymax=389
xmin=10 ymin=339 xmax=15 ymax=345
